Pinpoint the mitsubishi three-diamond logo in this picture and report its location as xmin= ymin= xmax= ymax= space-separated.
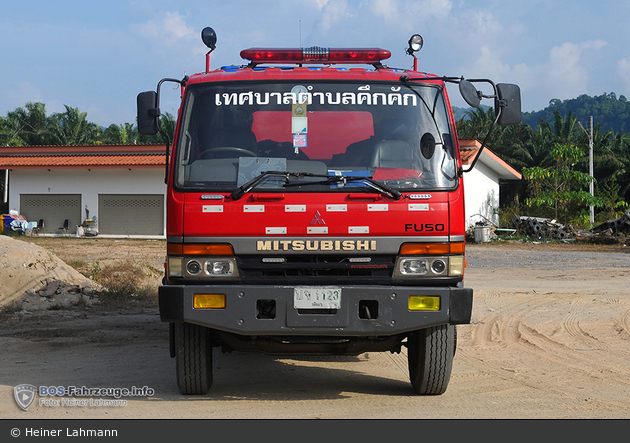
xmin=14 ymin=384 xmax=37 ymax=411
xmin=310 ymin=211 xmax=325 ymax=225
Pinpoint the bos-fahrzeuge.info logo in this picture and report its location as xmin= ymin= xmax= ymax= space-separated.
xmin=14 ymin=384 xmax=155 ymax=411
xmin=14 ymin=384 xmax=37 ymax=411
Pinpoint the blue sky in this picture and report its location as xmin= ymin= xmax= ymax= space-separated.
xmin=1 ymin=0 xmax=629 ymax=127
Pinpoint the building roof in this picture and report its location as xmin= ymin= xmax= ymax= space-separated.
xmin=459 ymin=139 xmax=522 ymax=180
xmin=0 ymin=144 xmax=166 ymax=169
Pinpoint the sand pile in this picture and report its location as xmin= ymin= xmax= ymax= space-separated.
xmin=0 ymin=235 xmax=101 ymax=311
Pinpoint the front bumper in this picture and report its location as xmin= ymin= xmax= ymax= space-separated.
xmin=159 ymin=284 xmax=472 ymax=336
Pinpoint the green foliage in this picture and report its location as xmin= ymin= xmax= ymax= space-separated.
xmin=522 ymin=143 xmax=603 ymax=226
xmin=596 ymin=180 xmax=629 ymax=222
xmin=523 ymin=92 xmax=630 ymax=133
xmin=0 ymin=101 xmax=177 ymax=147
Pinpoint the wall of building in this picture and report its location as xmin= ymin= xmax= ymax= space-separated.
xmin=8 ymin=168 xmax=166 ymax=237
xmin=463 ymin=161 xmax=500 ymax=229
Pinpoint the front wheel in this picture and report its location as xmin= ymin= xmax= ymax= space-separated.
xmin=407 ymin=324 xmax=455 ymax=395
xmin=174 ymin=323 xmax=213 ymax=395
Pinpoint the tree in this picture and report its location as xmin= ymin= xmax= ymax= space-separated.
xmin=596 ymin=179 xmax=628 ymax=221
xmin=47 ymin=105 xmax=101 ymax=145
xmin=0 ymin=115 xmax=24 ymax=146
xmin=101 ymin=122 xmax=137 ymax=144
xmin=5 ymin=102 xmax=51 ymax=145
xmin=522 ymin=143 xmax=603 ymax=226
xmin=134 ymin=112 xmax=176 ymax=145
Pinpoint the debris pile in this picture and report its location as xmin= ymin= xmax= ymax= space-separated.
xmin=591 ymin=209 xmax=630 ymax=235
xmin=20 ymin=279 xmax=101 ymax=312
xmin=509 ymin=216 xmax=575 ymax=240
xmin=575 ymin=209 xmax=630 ymax=243
xmin=505 ymin=211 xmax=630 ymax=244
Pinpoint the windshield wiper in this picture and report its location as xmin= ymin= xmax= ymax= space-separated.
xmin=230 ymin=170 xmax=319 ymax=200
xmin=231 ymin=170 xmax=402 ymax=201
xmin=286 ymin=174 xmax=402 ymax=200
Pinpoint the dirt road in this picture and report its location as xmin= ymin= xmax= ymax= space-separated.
xmin=1 ymin=238 xmax=629 ymax=419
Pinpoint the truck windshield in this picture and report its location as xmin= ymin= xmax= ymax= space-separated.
xmin=174 ymin=80 xmax=458 ymax=192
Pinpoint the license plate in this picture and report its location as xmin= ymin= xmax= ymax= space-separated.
xmin=294 ymin=287 xmax=341 ymax=309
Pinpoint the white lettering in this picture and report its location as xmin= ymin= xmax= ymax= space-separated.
xmin=257 ymin=240 xmax=272 ymax=251
xmin=256 ymin=239 xmax=377 ymax=251
xmin=26 ymin=428 xmax=63 ymax=437
xmin=214 ymin=91 xmax=419 ymax=107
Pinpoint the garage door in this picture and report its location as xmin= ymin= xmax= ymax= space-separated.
xmin=98 ymin=194 xmax=164 ymax=236
xmin=20 ymin=194 xmax=82 ymax=234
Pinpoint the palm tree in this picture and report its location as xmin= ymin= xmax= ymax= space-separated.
xmin=0 ymin=115 xmax=24 ymax=146
xmin=101 ymin=122 xmax=137 ymax=144
xmin=605 ymin=132 xmax=630 ymax=203
xmin=6 ymin=102 xmax=51 ymax=145
xmin=48 ymin=105 xmax=101 ymax=145
xmin=136 ymin=112 xmax=176 ymax=145
xmin=539 ymin=109 xmax=579 ymax=145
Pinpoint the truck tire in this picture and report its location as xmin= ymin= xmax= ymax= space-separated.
xmin=407 ymin=324 xmax=455 ymax=395
xmin=174 ymin=323 xmax=213 ymax=395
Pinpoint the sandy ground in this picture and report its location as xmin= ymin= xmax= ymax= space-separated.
xmin=1 ymin=236 xmax=629 ymax=419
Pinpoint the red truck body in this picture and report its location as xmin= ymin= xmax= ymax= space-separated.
xmin=137 ymin=29 xmax=520 ymax=395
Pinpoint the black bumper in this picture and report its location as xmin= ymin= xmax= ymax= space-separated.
xmin=159 ymin=284 xmax=472 ymax=336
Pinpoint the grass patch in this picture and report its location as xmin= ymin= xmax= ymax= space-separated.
xmin=0 ymin=300 xmax=24 ymax=317
xmin=95 ymin=259 xmax=159 ymax=308
xmin=66 ymin=258 xmax=87 ymax=269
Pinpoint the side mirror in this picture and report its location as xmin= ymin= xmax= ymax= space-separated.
xmin=201 ymin=27 xmax=217 ymax=50
xmin=495 ymin=83 xmax=521 ymax=126
xmin=137 ymin=91 xmax=160 ymax=135
xmin=459 ymin=79 xmax=481 ymax=108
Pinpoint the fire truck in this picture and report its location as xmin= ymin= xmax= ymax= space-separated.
xmin=137 ymin=28 xmax=521 ymax=395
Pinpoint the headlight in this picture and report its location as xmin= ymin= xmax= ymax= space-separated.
xmin=206 ymin=260 xmax=235 ymax=276
xmin=431 ymin=259 xmax=447 ymax=275
xmin=400 ymin=259 xmax=428 ymax=275
xmin=186 ymin=260 xmax=202 ymax=275
xmin=178 ymin=257 xmax=239 ymax=278
xmin=394 ymin=256 xmax=456 ymax=278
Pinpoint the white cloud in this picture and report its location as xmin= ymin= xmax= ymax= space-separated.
xmin=137 ymin=11 xmax=196 ymax=45
xmin=310 ymin=0 xmax=331 ymax=10
xmin=370 ymin=0 xmax=451 ymax=30
xmin=370 ymin=0 xmax=400 ymax=22
xmin=318 ymin=0 xmax=355 ymax=32
xmin=466 ymin=39 xmax=608 ymax=111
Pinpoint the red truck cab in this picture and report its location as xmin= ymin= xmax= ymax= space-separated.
xmin=137 ymin=29 xmax=521 ymax=395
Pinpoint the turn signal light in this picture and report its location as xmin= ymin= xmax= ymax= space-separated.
xmin=399 ymin=242 xmax=464 ymax=255
xmin=408 ymin=295 xmax=440 ymax=311
xmin=194 ymin=293 xmax=226 ymax=309
xmin=168 ymin=243 xmax=234 ymax=255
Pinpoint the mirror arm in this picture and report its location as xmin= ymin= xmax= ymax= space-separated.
xmin=460 ymin=106 xmax=502 ymax=175
xmin=154 ymin=77 xmax=186 ymax=184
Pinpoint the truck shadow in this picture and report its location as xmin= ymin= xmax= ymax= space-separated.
xmin=199 ymin=350 xmax=414 ymax=400
xmin=1 ymin=311 xmax=415 ymax=403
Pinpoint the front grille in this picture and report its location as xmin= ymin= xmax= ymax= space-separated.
xmin=237 ymin=254 xmax=395 ymax=284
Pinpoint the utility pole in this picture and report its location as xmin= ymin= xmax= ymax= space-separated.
xmin=578 ymin=116 xmax=594 ymax=226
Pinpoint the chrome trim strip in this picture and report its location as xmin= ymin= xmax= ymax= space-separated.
xmin=169 ymin=235 xmax=466 ymax=247
xmin=175 ymin=236 xmax=453 ymax=254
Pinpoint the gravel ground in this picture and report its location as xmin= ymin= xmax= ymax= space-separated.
xmin=466 ymin=242 xmax=630 ymax=269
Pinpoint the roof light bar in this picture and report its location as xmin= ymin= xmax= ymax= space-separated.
xmin=240 ymin=47 xmax=391 ymax=65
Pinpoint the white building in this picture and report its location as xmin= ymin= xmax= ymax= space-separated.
xmin=0 ymin=145 xmax=166 ymax=237
xmin=459 ymin=139 xmax=522 ymax=229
